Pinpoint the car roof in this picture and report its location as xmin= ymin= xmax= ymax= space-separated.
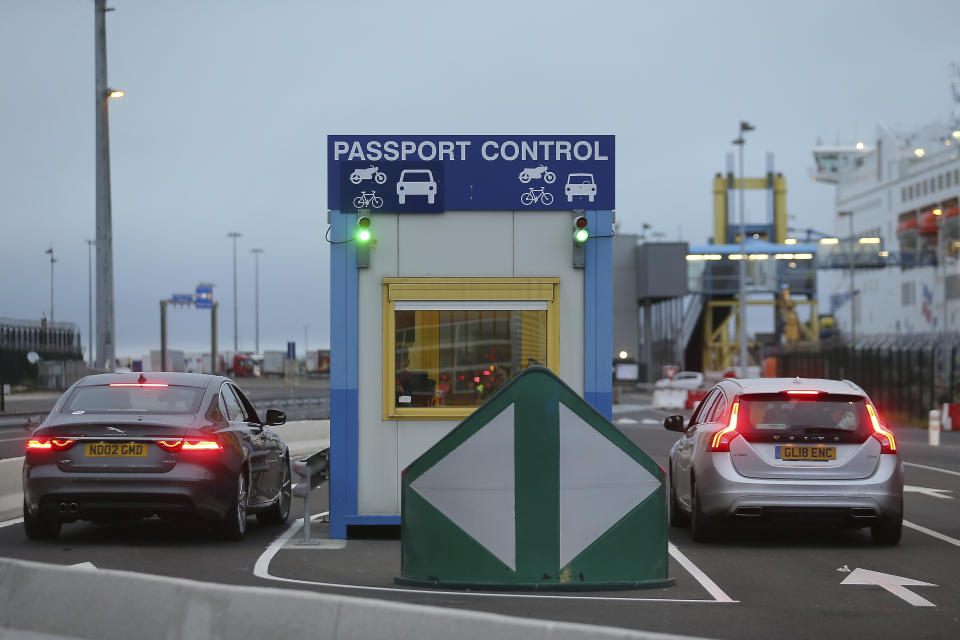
xmin=77 ymin=372 xmax=220 ymax=389
xmin=717 ymin=377 xmax=866 ymax=397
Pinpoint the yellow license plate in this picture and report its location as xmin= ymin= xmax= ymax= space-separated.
xmin=85 ymin=442 xmax=148 ymax=458
xmin=777 ymin=445 xmax=837 ymax=461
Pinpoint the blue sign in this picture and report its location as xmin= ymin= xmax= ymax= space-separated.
xmin=328 ymin=135 xmax=614 ymax=213
xmin=171 ymin=294 xmax=194 ymax=304
xmin=286 ymin=341 xmax=296 ymax=360
xmin=195 ymin=283 xmax=213 ymax=310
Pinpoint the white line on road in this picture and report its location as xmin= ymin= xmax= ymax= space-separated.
xmin=904 ymin=485 xmax=953 ymax=499
xmin=253 ymin=516 xmax=737 ymax=604
xmin=904 ymin=462 xmax=960 ymax=478
xmin=667 ymin=542 xmax=736 ymax=603
xmin=904 ymin=520 xmax=960 ymax=547
xmin=0 ymin=517 xmax=22 ymax=529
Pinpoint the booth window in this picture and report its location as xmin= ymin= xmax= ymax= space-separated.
xmin=383 ymin=278 xmax=559 ymax=420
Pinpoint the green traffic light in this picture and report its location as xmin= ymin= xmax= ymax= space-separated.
xmin=357 ymin=229 xmax=371 ymax=242
xmin=574 ymin=228 xmax=589 ymax=244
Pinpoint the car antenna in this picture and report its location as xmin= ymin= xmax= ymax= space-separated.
xmin=138 ymin=373 xmax=147 ymax=384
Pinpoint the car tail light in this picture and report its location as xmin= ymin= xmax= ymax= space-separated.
xmin=709 ymin=400 xmax=741 ymax=452
xmin=153 ymin=437 xmax=222 ymax=452
xmin=26 ymin=437 xmax=76 ymax=452
xmin=182 ymin=438 xmax=222 ymax=452
xmin=866 ymin=403 xmax=896 ymax=454
xmin=785 ymin=390 xmax=822 ymax=396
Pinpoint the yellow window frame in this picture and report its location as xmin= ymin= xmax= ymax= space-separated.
xmin=382 ymin=277 xmax=560 ymax=420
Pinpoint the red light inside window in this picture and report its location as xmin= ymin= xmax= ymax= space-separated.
xmin=109 ymin=383 xmax=169 ymax=388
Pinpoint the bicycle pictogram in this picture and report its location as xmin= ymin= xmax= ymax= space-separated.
xmin=520 ymin=187 xmax=554 ymax=206
xmin=353 ymin=191 xmax=384 ymax=209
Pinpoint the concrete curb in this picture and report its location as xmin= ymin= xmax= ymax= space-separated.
xmin=0 ymin=557 xmax=708 ymax=640
xmin=0 ymin=420 xmax=330 ymax=523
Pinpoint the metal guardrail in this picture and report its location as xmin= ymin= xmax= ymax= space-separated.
xmin=292 ymin=447 xmax=330 ymax=544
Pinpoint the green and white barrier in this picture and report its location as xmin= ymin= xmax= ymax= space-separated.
xmin=398 ymin=366 xmax=673 ymax=590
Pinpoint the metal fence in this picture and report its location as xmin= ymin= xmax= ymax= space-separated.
xmin=775 ymin=334 xmax=960 ymax=420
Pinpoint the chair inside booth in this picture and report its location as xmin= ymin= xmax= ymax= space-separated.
xmin=394 ymin=309 xmax=547 ymax=409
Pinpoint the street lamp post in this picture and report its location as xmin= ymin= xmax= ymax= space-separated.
xmin=732 ymin=120 xmax=754 ymax=377
xmin=251 ymin=248 xmax=263 ymax=355
xmin=227 ymin=232 xmax=242 ymax=352
xmin=44 ymin=247 xmax=56 ymax=325
xmin=934 ymin=208 xmax=947 ymax=333
xmin=85 ymin=239 xmax=95 ymax=368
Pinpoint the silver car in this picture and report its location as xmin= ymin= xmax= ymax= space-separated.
xmin=664 ymin=378 xmax=903 ymax=544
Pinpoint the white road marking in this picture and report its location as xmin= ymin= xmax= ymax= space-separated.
xmin=904 ymin=485 xmax=953 ymax=500
xmin=614 ymin=418 xmax=639 ymax=425
xmin=0 ymin=517 xmax=23 ymax=529
xmin=253 ymin=516 xmax=737 ymax=603
xmin=841 ymin=568 xmax=936 ymax=607
xmin=641 ymin=418 xmax=660 ymax=425
xmin=69 ymin=562 xmax=96 ymax=570
xmin=667 ymin=542 xmax=736 ymax=603
xmin=904 ymin=462 xmax=960 ymax=478
xmin=904 ymin=520 xmax=960 ymax=547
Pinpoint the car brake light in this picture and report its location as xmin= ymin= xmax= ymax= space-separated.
xmin=182 ymin=438 xmax=222 ymax=452
xmin=26 ymin=437 xmax=76 ymax=452
xmin=154 ymin=437 xmax=222 ymax=452
xmin=786 ymin=390 xmax=821 ymax=396
xmin=709 ymin=400 xmax=741 ymax=452
xmin=866 ymin=403 xmax=896 ymax=454
xmin=109 ymin=383 xmax=168 ymax=388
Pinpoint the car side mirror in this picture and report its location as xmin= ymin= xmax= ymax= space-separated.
xmin=664 ymin=415 xmax=686 ymax=432
xmin=265 ymin=409 xmax=286 ymax=426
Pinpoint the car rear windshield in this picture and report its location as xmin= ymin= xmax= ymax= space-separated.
xmin=402 ymin=171 xmax=431 ymax=181
xmin=738 ymin=393 xmax=870 ymax=436
xmin=63 ymin=385 xmax=205 ymax=415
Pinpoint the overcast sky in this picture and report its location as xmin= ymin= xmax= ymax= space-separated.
xmin=2 ymin=0 xmax=959 ymax=361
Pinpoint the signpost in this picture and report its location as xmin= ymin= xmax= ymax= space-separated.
xmin=159 ymin=285 xmax=218 ymax=373
xmin=329 ymin=135 xmax=615 ymax=213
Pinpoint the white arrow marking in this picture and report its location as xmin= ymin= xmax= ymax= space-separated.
xmin=904 ymin=485 xmax=953 ymax=500
xmin=841 ymin=568 xmax=936 ymax=607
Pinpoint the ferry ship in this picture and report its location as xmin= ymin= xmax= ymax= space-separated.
xmin=813 ymin=72 xmax=960 ymax=339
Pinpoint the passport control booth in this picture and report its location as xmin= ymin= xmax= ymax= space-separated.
xmin=327 ymin=135 xmax=616 ymax=538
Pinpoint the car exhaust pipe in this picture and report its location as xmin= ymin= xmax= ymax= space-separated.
xmin=57 ymin=502 xmax=69 ymax=514
xmin=850 ymin=507 xmax=877 ymax=519
xmin=68 ymin=503 xmax=80 ymax=514
xmin=735 ymin=506 xmax=763 ymax=517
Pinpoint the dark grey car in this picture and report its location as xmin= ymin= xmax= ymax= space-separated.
xmin=22 ymin=372 xmax=292 ymax=541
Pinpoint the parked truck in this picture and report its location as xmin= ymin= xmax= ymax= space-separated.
xmin=305 ymin=349 xmax=331 ymax=376
xmin=148 ymin=349 xmax=185 ymax=372
xmin=262 ymin=350 xmax=286 ymax=377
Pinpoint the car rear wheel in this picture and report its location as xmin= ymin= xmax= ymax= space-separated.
xmin=690 ymin=476 xmax=716 ymax=542
xmin=219 ymin=471 xmax=248 ymax=540
xmin=23 ymin=501 xmax=60 ymax=541
xmin=257 ymin=458 xmax=291 ymax=526
xmin=668 ymin=464 xmax=689 ymax=528
xmin=871 ymin=516 xmax=902 ymax=545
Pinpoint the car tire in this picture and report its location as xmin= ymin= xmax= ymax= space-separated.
xmin=23 ymin=501 xmax=60 ymax=541
xmin=690 ymin=476 xmax=715 ymax=542
xmin=219 ymin=471 xmax=248 ymax=541
xmin=257 ymin=458 xmax=291 ymax=526
xmin=668 ymin=464 xmax=689 ymax=528
xmin=871 ymin=516 xmax=902 ymax=545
